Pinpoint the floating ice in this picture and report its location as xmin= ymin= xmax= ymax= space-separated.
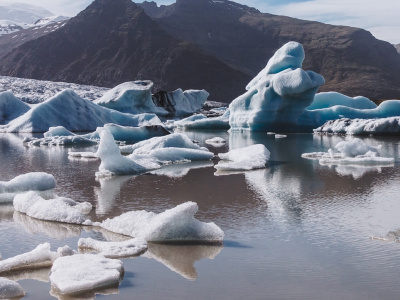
xmin=78 ymin=238 xmax=147 ymax=258
xmin=68 ymin=151 xmax=98 ymax=159
xmin=275 ymin=134 xmax=287 ymax=139
xmin=0 ymin=277 xmax=25 ymax=299
xmin=103 ymin=123 xmax=170 ymax=143
xmin=307 ymin=92 xmax=377 ymax=110
xmin=98 ymin=202 xmax=224 ymax=243
xmin=0 ymin=91 xmax=30 ymax=125
xmin=0 ymin=243 xmax=73 ymax=274
xmin=0 ymin=172 xmax=56 ymax=203
xmin=50 ymin=254 xmax=124 ymax=295
xmin=229 ymin=42 xmax=325 ymax=132
xmin=205 ymin=137 xmax=226 ymax=147
xmin=215 ymin=144 xmax=270 ymax=171
xmin=14 ymin=191 xmax=92 ymax=225
xmin=335 ymin=138 xmax=380 ymax=157
xmin=150 ymin=161 xmax=214 ymax=178
xmin=174 ymin=110 xmax=230 ymax=130
xmin=0 ymin=89 xmax=161 ymax=132
xmin=314 ymin=117 xmax=400 ymax=135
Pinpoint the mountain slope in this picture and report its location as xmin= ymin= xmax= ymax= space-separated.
xmin=139 ymin=0 xmax=400 ymax=100
xmin=0 ymin=0 xmax=250 ymax=102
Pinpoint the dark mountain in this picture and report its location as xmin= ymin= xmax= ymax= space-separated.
xmin=139 ymin=0 xmax=400 ymax=100
xmin=0 ymin=0 xmax=250 ymax=102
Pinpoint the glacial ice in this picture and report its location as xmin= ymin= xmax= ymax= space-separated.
xmin=98 ymin=202 xmax=224 ymax=243
xmin=14 ymin=191 xmax=93 ymax=225
xmin=103 ymin=123 xmax=170 ymax=143
xmin=50 ymin=254 xmax=124 ymax=295
xmin=205 ymin=137 xmax=226 ymax=147
xmin=229 ymin=42 xmax=325 ymax=132
xmin=307 ymin=92 xmax=377 ymax=110
xmin=94 ymin=81 xmax=208 ymax=117
xmin=78 ymin=237 xmax=147 ymax=258
xmin=0 ymin=91 xmax=30 ymax=125
xmin=215 ymin=144 xmax=270 ymax=171
xmin=0 ymin=243 xmax=74 ymax=274
xmin=0 ymin=172 xmax=56 ymax=203
xmin=0 ymin=277 xmax=25 ymax=299
xmin=0 ymin=89 xmax=161 ymax=132
xmin=174 ymin=110 xmax=230 ymax=130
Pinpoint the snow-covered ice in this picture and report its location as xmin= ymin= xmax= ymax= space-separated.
xmin=0 ymin=277 xmax=25 ymax=299
xmin=215 ymin=144 xmax=270 ymax=171
xmin=14 ymin=191 xmax=92 ymax=225
xmin=0 ymin=89 xmax=161 ymax=132
xmin=78 ymin=238 xmax=147 ymax=258
xmin=0 ymin=91 xmax=30 ymax=125
xmin=0 ymin=243 xmax=73 ymax=274
xmin=0 ymin=172 xmax=56 ymax=203
xmin=98 ymin=202 xmax=224 ymax=243
xmin=50 ymin=254 xmax=124 ymax=295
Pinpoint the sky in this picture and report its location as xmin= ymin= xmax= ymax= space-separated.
xmin=21 ymin=0 xmax=400 ymax=44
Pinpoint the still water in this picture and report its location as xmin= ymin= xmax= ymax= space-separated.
xmin=1 ymin=131 xmax=400 ymax=299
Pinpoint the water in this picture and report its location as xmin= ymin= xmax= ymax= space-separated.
xmin=1 ymin=131 xmax=400 ymax=299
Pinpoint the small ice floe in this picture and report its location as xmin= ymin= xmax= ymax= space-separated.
xmin=68 ymin=151 xmax=98 ymax=159
xmin=215 ymin=144 xmax=270 ymax=171
xmin=23 ymin=135 xmax=97 ymax=147
xmin=0 ymin=243 xmax=74 ymax=274
xmin=78 ymin=238 xmax=147 ymax=258
xmin=50 ymin=254 xmax=124 ymax=296
xmin=174 ymin=110 xmax=230 ymax=130
xmin=371 ymin=229 xmax=400 ymax=243
xmin=275 ymin=134 xmax=287 ymax=139
xmin=97 ymin=202 xmax=224 ymax=243
xmin=205 ymin=137 xmax=226 ymax=147
xmin=0 ymin=172 xmax=56 ymax=203
xmin=0 ymin=277 xmax=25 ymax=299
xmin=149 ymin=161 xmax=213 ymax=178
xmin=14 ymin=191 xmax=92 ymax=225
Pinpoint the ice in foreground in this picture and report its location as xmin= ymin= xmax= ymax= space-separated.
xmin=14 ymin=191 xmax=92 ymax=225
xmin=215 ymin=144 xmax=270 ymax=171
xmin=50 ymin=254 xmax=124 ymax=295
xmin=0 ymin=243 xmax=74 ymax=274
xmin=0 ymin=277 xmax=25 ymax=299
xmin=98 ymin=202 xmax=224 ymax=243
xmin=78 ymin=238 xmax=148 ymax=258
xmin=0 ymin=172 xmax=56 ymax=203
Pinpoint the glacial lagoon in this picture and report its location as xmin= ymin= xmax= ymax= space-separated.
xmin=1 ymin=131 xmax=400 ymax=299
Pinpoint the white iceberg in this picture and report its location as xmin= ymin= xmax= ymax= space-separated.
xmin=215 ymin=144 xmax=270 ymax=171
xmin=0 ymin=277 xmax=25 ymax=299
xmin=0 ymin=172 xmax=56 ymax=203
xmin=78 ymin=238 xmax=147 ymax=258
xmin=0 ymin=243 xmax=74 ymax=274
xmin=98 ymin=202 xmax=224 ymax=243
xmin=14 ymin=191 xmax=92 ymax=225
xmin=50 ymin=254 xmax=124 ymax=295
xmin=0 ymin=89 xmax=161 ymax=132
xmin=0 ymin=91 xmax=30 ymax=125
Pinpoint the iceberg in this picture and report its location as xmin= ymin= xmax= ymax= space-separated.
xmin=78 ymin=238 xmax=147 ymax=258
xmin=215 ymin=144 xmax=270 ymax=171
xmin=307 ymin=92 xmax=377 ymax=110
xmin=50 ymin=254 xmax=124 ymax=295
xmin=229 ymin=42 xmax=325 ymax=132
xmin=103 ymin=123 xmax=170 ymax=143
xmin=98 ymin=202 xmax=224 ymax=243
xmin=0 ymin=172 xmax=56 ymax=203
xmin=0 ymin=243 xmax=74 ymax=274
xmin=0 ymin=91 xmax=30 ymax=125
xmin=0 ymin=277 xmax=25 ymax=299
xmin=174 ymin=110 xmax=230 ymax=130
xmin=14 ymin=191 xmax=93 ymax=225
xmin=205 ymin=137 xmax=227 ymax=147
xmin=0 ymin=89 xmax=161 ymax=133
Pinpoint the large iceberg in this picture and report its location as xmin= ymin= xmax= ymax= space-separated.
xmin=98 ymin=202 xmax=224 ymax=243
xmin=229 ymin=42 xmax=325 ymax=132
xmin=94 ymin=81 xmax=209 ymax=117
xmin=0 ymin=89 xmax=161 ymax=133
xmin=0 ymin=91 xmax=30 ymax=125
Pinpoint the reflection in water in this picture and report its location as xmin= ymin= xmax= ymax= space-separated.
xmin=144 ymin=243 xmax=223 ymax=281
xmin=329 ymin=164 xmax=388 ymax=180
xmin=94 ymin=176 xmax=136 ymax=215
xmin=150 ymin=161 xmax=214 ymax=178
xmin=0 ymin=204 xmax=14 ymax=220
xmin=13 ymin=212 xmax=83 ymax=240
xmin=3 ymin=267 xmax=50 ymax=282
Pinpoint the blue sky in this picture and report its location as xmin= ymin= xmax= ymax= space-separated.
xmin=24 ymin=0 xmax=400 ymax=44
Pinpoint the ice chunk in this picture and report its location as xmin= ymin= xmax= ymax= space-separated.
xmin=23 ymin=135 xmax=98 ymax=147
xmin=149 ymin=161 xmax=214 ymax=178
xmin=307 ymin=92 xmax=377 ymax=110
xmin=0 ymin=277 xmax=25 ymax=298
xmin=44 ymin=126 xmax=75 ymax=137
xmin=14 ymin=191 xmax=92 ymax=225
xmin=229 ymin=42 xmax=324 ymax=132
xmin=50 ymin=254 xmax=124 ymax=295
xmin=275 ymin=134 xmax=287 ymax=139
xmin=103 ymin=123 xmax=170 ymax=143
xmin=0 ymin=243 xmax=72 ymax=273
xmin=215 ymin=144 xmax=270 ymax=171
xmin=78 ymin=238 xmax=147 ymax=258
xmin=0 ymin=172 xmax=56 ymax=203
xmin=205 ymin=137 xmax=227 ymax=147
xmin=335 ymin=138 xmax=380 ymax=157
xmin=0 ymin=91 xmax=30 ymax=125
xmin=98 ymin=202 xmax=224 ymax=243
xmin=174 ymin=110 xmax=230 ymax=131
xmin=0 ymin=89 xmax=161 ymax=133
